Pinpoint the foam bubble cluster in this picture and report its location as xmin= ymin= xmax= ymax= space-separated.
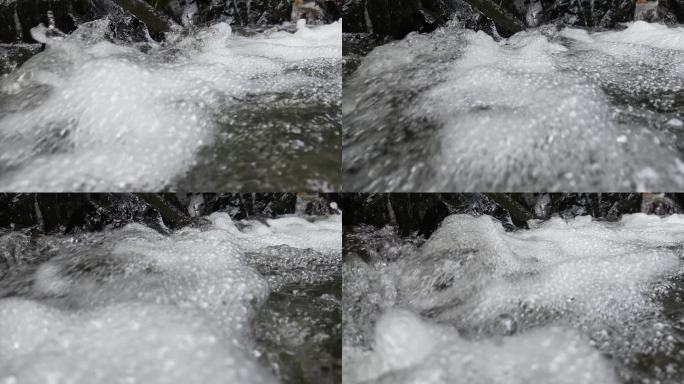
xmin=0 ymin=19 xmax=342 ymax=191
xmin=345 ymin=309 xmax=619 ymax=384
xmin=343 ymin=214 xmax=684 ymax=383
xmin=0 ymin=212 xmax=341 ymax=383
xmin=344 ymin=21 xmax=684 ymax=191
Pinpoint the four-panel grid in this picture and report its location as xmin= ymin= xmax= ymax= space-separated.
xmin=0 ymin=1 xmax=682 ymax=383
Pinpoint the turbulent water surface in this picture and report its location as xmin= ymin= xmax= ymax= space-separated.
xmin=0 ymin=212 xmax=341 ymax=383
xmin=343 ymin=214 xmax=684 ymax=383
xmin=0 ymin=19 xmax=342 ymax=191
xmin=344 ymin=21 xmax=684 ymax=191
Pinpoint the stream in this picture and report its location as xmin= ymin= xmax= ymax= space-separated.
xmin=343 ymin=214 xmax=684 ymax=383
xmin=0 ymin=19 xmax=342 ymax=191
xmin=0 ymin=212 xmax=342 ymax=384
xmin=344 ymin=21 xmax=684 ymax=191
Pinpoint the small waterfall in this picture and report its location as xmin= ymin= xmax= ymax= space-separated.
xmin=635 ymin=0 xmax=659 ymax=21
xmin=181 ymin=0 xmax=198 ymax=26
xmin=295 ymin=193 xmax=308 ymax=215
xmin=363 ymin=6 xmax=374 ymax=33
xmin=47 ymin=9 xmax=55 ymax=30
xmin=386 ymin=195 xmax=397 ymax=226
xmin=33 ymin=195 xmax=45 ymax=233
xmin=13 ymin=9 xmax=23 ymax=42
xmin=187 ymin=193 xmax=205 ymax=217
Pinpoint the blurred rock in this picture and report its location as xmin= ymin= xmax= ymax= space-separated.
xmin=340 ymin=193 xmax=683 ymax=239
xmin=0 ymin=193 xmax=336 ymax=236
xmin=0 ymin=0 xmax=175 ymax=44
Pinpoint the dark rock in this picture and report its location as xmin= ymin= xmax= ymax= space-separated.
xmin=342 ymin=0 xmax=521 ymax=46
xmin=295 ymin=193 xmax=339 ymax=215
xmin=340 ymin=193 xmax=514 ymax=238
xmin=342 ymin=32 xmax=389 ymax=76
xmin=112 ymin=0 xmax=175 ymax=40
xmin=0 ymin=193 xmax=187 ymax=235
xmin=343 ymin=0 xmax=684 ymax=51
xmin=642 ymin=193 xmax=681 ymax=215
xmin=342 ymin=0 xmax=522 ymax=38
xmin=363 ymin=0 xmax=453 ymax=38
xmin=0 ymin=0 xmax=175 ymax=44
xmin=528 ymin=0 xmax=635 ymax=28
xmin=461 ymin=0 xmax=524 ymax=36
xmin=342 ymin=0 xmax=369 ymax=32
xmin=511 ymin=193 xmax=644 ymax=221
xmin=0 ymin=43 xmax=41 ymax=75
xmin=164 ymin=0 xmax=341 ymax=28
xmin=0 ymin=193 xmax=340 ymax=236
xmin=340 ymin=193 xmax=679 ymax=239
xmin=208 ymin=193 xmax=298 ymax=220
xmin=662 ymin=0 xmax=684 ymax=21
xmin=511 ymin=0 xmax=683 ymax=27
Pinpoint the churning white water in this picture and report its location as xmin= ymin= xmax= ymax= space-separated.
xmin=0 ymin=19 xmax=342 ymax=191
xmin=344 ymin=21 xmax=684 ymax=191
xmin=0 ymin=212 xmax=341 ymax=383
xmin=343 ymin=214 xmax=684 ymax=383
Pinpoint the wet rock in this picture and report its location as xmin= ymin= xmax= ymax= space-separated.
xmin=0 ymin=193 xmax=342 ymax=236
xmin=0 ymin=0 xmax=175 ymax=44
xmin=176 ymin=193 xmax=336 ymax=220
xmin=0 ymin=193 xmax=188 ymax=235
xmin=511 ymin=0 xmax=682 ymax=27
xmin=164 ymin=0 xmax=341 ymax=27
xmin=342 ymin=0 xmax=522 ymax=39
xmin=339 ymin=193 xmax=513 ymax=237
xmin=461 ymin=0 xmax=524 ymax=36
xmin=0 ymin=43 xmax=41 ymax=75
xmin=342 ymin=0 xmax=460 ymax=37
xmin=662 ymin=0 xmax=684 ymax=21
xmin=364 ymin=0 xmax=454 ymax=38
xmin=208 ymin=193 xmax=298 ymax=220
xmin=340 ymin=193 xmax=682 ymax=239
xmin=342 ymin=0 xmax=368 ymax=32
xmin=342 ymin=32 xmax=389 ymax=75
xmin=113 ymin=0 xmax=176 ymax=40
xmin=641 ymin=193 xmax=681 ymax=216
xmin=295 ymin=193 xmax=340 ymax=216
xmin=0 ymin=232 xmax=31 ymax=279
xmin=344 ymin=0 xmax=684 ymax=48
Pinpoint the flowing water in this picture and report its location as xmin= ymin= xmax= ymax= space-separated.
xmin=343 ymin=214 xmax=684 ymax=383
xmin=0 ymin=212 xmax=342 ymax=384
xmin=0 ymin=19 xmax=342 ymax=191
xmin=344 ymin=21 xmax=684 ymax=191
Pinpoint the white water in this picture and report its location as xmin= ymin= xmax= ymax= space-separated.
xmin=0 ymin=212 xmax=341 ymax=383
xmin=0 ymin=19 xmax=342 ymax=191
xmin=344 ymin=21 xmax=684 ymax=191
xmin=343 ymin=214 xmax=684 ymax=383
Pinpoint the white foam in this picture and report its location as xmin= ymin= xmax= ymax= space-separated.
xmin=404 ymin=214 xmax=684 ymax=328
xmin=593 ymin=21 xmax=684 ymax=51
xmin=343 ymin=214 xmax=684 ymax=383
xmin=238 ymin=214 xmax=342 ymax=251
xmin=0 ymin=19 xmax=342 ymax=191
xmin=344 ymin=309 xmax=619 ymax=384
xmin=0 ymin=212 xmax=342 ymax=383
xmin=345 ymin=22 xmax=684 ymax=191
xmin=0 ymin=300 xmax=275 ymax=384
xmin=419 ymin=28 xmax=684 ymax=190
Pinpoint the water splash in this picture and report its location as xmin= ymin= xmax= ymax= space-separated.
xmin=0 ymin=19 xmax=342 ymax=191
xmin=344 ymin=21 xmax=684 ymax=191
xmin=0 ymin=212 xmax=341 ymax=383
xmin=343 ymin=214 xmax=684 ymax=383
